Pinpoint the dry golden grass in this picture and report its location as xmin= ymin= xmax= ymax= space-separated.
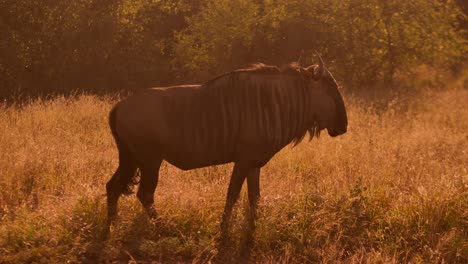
xmin=0 ymin=88 xmax=467 ymax=263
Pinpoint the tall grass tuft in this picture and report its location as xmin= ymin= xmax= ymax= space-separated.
xmin=0 ymin=88 xmax=467 ymax=263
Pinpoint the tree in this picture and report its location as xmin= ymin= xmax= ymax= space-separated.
xmin=172 ymin=0 xmax=465 ymax=90
xmin=0 ymin=0 xmax=465 ymax=99
xmin=173 ymin=0 xmax=259 ymax=81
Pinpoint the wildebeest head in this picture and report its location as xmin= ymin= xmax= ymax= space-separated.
xmin=306 ymin=54 xmax=348 ymax=137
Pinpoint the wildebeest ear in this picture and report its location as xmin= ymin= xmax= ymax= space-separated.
xmin=305 ymin=66 xmax=318 ymax=80
xmin=299 ymin=67 xmax=313 ymax=79
xmin=305 ymin=65 xmax=322 ymax=81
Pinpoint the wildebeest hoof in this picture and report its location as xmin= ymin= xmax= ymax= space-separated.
xmin=145 ymin=207 xmax=158 ymax=219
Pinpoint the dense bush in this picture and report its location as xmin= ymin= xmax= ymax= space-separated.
xmin=0 ymin=0 xmax=466 ymax=99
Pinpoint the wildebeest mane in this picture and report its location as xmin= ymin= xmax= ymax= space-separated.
xmin=205 ymin=62 xmax=317 ymax=83
xmin=170 ymin=63 xmax=322 ymax=155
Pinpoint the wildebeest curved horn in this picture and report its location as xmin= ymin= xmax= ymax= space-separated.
xmin=314 ymin=51 xmax=325 ymax=79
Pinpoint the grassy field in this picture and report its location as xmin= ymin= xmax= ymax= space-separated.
xmin=0 ymin=87 xmax=466 ymax=263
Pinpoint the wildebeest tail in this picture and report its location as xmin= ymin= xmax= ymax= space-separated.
xmin=109 ymin=105 xmax=139 ymax=195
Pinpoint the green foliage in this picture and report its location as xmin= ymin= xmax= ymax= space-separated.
xmin=0 ymin=0 xmax=466 ymax=99
xmin=175 ymin=0 xmax=465 ymax=87
xmin=174 ymin=0 xmax=259 ymax=78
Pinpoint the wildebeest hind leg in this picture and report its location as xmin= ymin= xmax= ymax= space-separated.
xmin=106 ymin=150 xmax=137 ymax=225
xmin=137 ymin=159 xmax=162 ymax=219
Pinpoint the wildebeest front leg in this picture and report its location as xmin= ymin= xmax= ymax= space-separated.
xmin=220 ymin=162 xmax=248 ymax=238
xmin=238 ymin=167 xmax=260 ymax=259
xmin=137 ymin=159 xmax=162 ymax=219
xmin=247 ymin=168 xmax=260 ymax=230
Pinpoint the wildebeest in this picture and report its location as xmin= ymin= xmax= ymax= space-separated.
xmin=106 ymin=55 xmax=347 ymax=242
